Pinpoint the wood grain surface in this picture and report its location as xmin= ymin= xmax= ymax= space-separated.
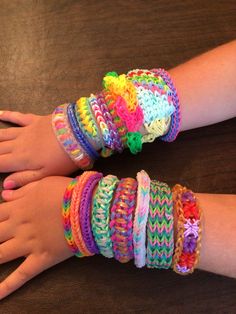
xmin=0 ymin=0 xmax=236 ymax=312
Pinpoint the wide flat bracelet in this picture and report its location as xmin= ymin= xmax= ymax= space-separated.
xmin=172 ymin=184 xmax=202 ymax=275
xmin=52 ymin=104 xmax=92 ymax=169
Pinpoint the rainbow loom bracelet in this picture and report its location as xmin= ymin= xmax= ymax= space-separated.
xmin=91 ymin=175 xmax=119 ymax=258
xmin=79 ymin=172 xmax=103 ymax=255
xmin=151 ymin=68 xmax=181 ymax=142
xmin=75 ymin=96 xmax=103 ymax=149
xmin=70 ymin=172 xmax=98 ymax=256
xmin=110 ymin=178 xmax=137 ymax=263
xmin=104 ymin=90 xmax=128 ymax=147
xmin=172 ymin=184 xmax=202 ymax=275
xmin=67 ymin=102 xmax=99 ymax=161
xmin=146 ymin=180 xmax=174 ymax=269
xmin=62 ymin=177 xmax=83 ymax=257
xmin=127 ymin=69 xmax=174 ymax=143
xmin=97 ymin=92 xmax=123 ymax=153
xmin=89 ymin=94 xmax=113 ymax=155
xmin=133 ymin=170 xmax=150 ymax=268
xmin=52 ymin=104 xmax=92 ymax=169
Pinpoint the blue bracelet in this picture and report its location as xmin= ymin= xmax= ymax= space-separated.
xmin=67 ymin=103 xmax=99 ymax=160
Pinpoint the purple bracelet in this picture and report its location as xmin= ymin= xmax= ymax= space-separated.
xmin=151 ymin=68 xmax=181 ymax=142
xmin=80 ymin=172 xmax=103 ymax=254
xmin=97 ymin=92 xmax=123 ymax=153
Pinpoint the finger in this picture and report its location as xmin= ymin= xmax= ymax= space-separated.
xmin=0 ymin=238 xmax=28 ymax=265
xmin=0 ymin=111 xmax=36 ymax=126
xmin=2 ymin=182 xmax=38 ymax=201
xmin=0 ymin=128 xmax=20 ymax=141
xmin=0 ymin=141 xmax=12 ymax=155
xmin=3 ymin=170 xmax=44 ymax=189
xmin=0 ymin=220 xmax=14 ymax=243
xmin=0 ymin=154 xmax=24 ymax=173
xmin=0 ymin=254 xmax=49 ymax=300
xmin=0 ymin=202 xmax=10 ymax=223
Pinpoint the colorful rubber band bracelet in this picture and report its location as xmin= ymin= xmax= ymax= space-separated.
xmin=91 ymin=174 xmax=119 ymax=258
xmin=52 ymin=104 xmax=92 ymax=169
xmin=62 ymin=177 xmax=83 ymax=257
xmin=110 ymin=177 xmax=137 ymax=263
xmin=80 ymin=172 xmax=103 ymax=254
xmin=172 ymin=184 xmax=202 ymax=275
xmin=151 ymin=68 xmax=181 ymax=142
xmin=146 ymin=180 xmax=174 ymax=269
xmin=133 ymin=170 xmax=150 ymax=268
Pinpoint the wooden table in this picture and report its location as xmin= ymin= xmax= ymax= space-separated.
xmin=0 ymin=0 xmax=236 ymax=312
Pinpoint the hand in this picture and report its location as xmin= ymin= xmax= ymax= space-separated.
xmin=0 ymin=111 xmax=78 ymax=188
xmin=0 ymin=176 xmax=74 ymax=299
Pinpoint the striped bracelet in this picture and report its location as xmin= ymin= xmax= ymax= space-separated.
xmin=146 ymin=180 xmax=174 ymax=268
xmin=91 ymin=175 xmax=119 ymax=258
xmin=80 ymin=172 xmax=103 ymax=254
xmin=61 ymin=177 xmax=83 ymax=257
xmin=110 ymin=178 xmax=137 ymax=263
xmin=133 ymin=170 xmax=150 ymax=268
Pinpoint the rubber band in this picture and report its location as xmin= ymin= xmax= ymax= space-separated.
xmin=151 ymin=68 xmax=181 ymax=142
xmin=110 ymin=178 xmax=137 ymax=263
xmin=133 ymin=170 xmax=150 ymax=268
xmin=52 ymin=104 xmax=92 ymax=169
xmin=62 ymin=177 xmax=83 ymax=257
xmin=70 ymin=171 xmax=98 ymax=256
xmin=172 ymin=184 xmax=202 ymax=275
xmin=80 ymin=172 xmax=103 ymax=254
xmin=91 ymin=175 xmax=119 ymax=258
xmin=146 ymin=180 xmax=174 ymax=269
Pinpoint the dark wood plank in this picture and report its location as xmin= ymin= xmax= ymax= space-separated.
xmin=0 ymin=0 xmax=236 ymax=312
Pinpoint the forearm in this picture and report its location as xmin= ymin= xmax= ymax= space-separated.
xmin=169 ymin=40 xmax=236 ymax=131
xmin=195 ymin=193 xmax=236 ymax=278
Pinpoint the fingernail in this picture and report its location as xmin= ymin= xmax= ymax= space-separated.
xmin=1 ymin=190 xmax=13 ymax=199
xmin=3 ymin=180 xmax=16 ymax=189
xmin=0 ymin=111 xmax=4 ymax=115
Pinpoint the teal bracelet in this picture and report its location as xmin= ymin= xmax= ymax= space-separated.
xmin=91 ymin=175 xmax=119 ymax=258
xmin=146 ymin=180 xmax=174 ymax=269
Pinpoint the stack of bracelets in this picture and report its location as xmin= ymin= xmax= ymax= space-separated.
xmin=52 ymin=68 xmax=181 ymax=168
xmin=62 ymin=170 xmax=202 ymax=275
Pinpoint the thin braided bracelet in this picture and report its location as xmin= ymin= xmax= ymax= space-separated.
xmin=104 ymin=90 xmax=128 ymax=146
xmin=151 ymin=68 xmax=181 ymax=142
xmin=146 ymin=180 xmax=174 ymax=269
xmin=172 ymin=184 xmax=202 ymax=275
xmin=62 ymin=177 xmax=83 ymax=257
xmin=89 ymin=93 xmax=112 ymax=155
xmin=91 ymin=175 xmax=119 ymax=258
xmin=97 ymin=92 xmax=123 ymax=153
xmin=67 ymin=103 xmax=99 ymax=161
xmin=110 ymin=178 xmax=137 ymax=263
xmin=80 ymin=172 xmax=103 ymax=254
xmin=75 ymin=97 xmax=103 ymax=148
xmin=70 ymin=171 xmax=98 ymax=256
xmin=133 ymin=170 xmax=150 ymax=268
xmin=52 ymin=104 xmax=91 ymax=169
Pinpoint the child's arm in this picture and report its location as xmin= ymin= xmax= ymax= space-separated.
xmin=0 ymin=176 xmax=236 ymax=299
xmin=170 ymin=39 xmax=236 ymax=131
xmin=195 ymin=193 xmax=236 ymax=278
xmin=0 ymin=40 xmax=235 ymax=188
